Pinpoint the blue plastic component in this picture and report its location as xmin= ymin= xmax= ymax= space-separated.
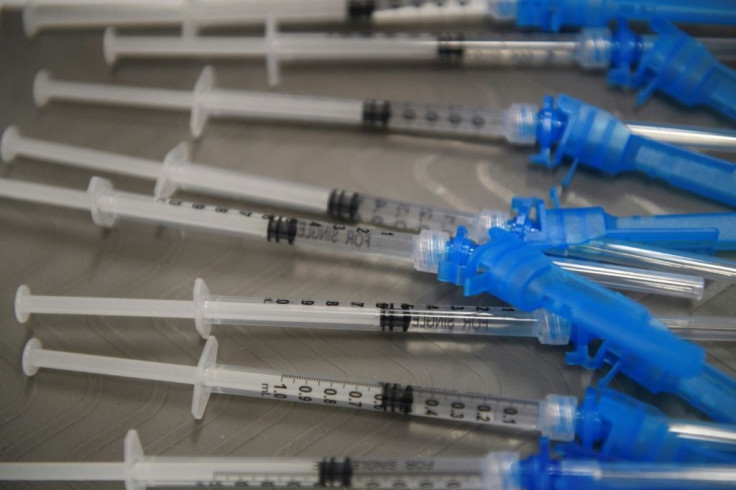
xmin=514 ymin=0 xmax=736 ymax=32
xmin=509 ymin=196 xmax=736 ymax=251
xmin=573 ymin=388 xmax=736 ymax=462
xmin=532 ymin=94 xmax=736 ymax=207
xmin=437 ymin=227 xmax=736 ymax=422
xmin=608 ymin=21 xmax=736 ymax=122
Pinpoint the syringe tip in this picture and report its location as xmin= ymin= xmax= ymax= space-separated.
xmin=33 ymin=69 xmax=52 ymax=108
xmin=1 ymin=125 xmax=21 ymax=163
xmin=22 ymin=338 xmax=42 ymax=376
xmin=15 ymin=284 xmax=31 ymax=323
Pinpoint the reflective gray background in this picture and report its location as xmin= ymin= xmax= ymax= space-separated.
xmin=0 ymin=12 xmax=735 ymax=489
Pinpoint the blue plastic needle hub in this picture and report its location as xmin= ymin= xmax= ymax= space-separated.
xmin=609 ymin=21 xmax=736 ymax=122
xmin=532 ymin=94 xmax=736 ymax=207
xmin=509 ymin=196 xmax=736 ymax=251
xmin=515 ymin=0 xmax=736 ymax=32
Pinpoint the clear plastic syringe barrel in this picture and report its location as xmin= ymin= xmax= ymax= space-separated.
xmin=219 ymin=370 xmax=563 ymax=436
xmin=90 ymin=177 xmax=415 ymax=262
xmin=382 ymin=101 xmax=538 ymax=144
xmin=23 ymin=338 xmax=576 ymax=438
xmin=136 ymin=457 xmax=484 ymax=488
xmin=203 ymin=297 xmax=570 ymax=344
xmin=325 ymin=189 xmax=509 ymax=235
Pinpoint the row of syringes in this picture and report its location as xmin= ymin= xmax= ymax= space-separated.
xmin=15 ymin=279 xmax=736 ymax=342
xmin=100 ymin=18 xmax=736 ymax=129
xmin=1 ymin=430 xmax=735 ymax=489
xmin=4 ymin=126 xmax=736 ymax=285
xmin=0 ymin=0 xmax=736 ymax=482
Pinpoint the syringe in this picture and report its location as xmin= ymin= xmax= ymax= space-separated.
xmin=102 ymin=21 xmax=736 ymax=87
xmin=0 ymin=176 xmax=707 ymax=299
xmin=0 ymin=430 xmax=485 ymax=489
xmin=19 ymin=0 xmax=736 ymax=36
xmin=33 ymin=67 xmax=736 ymax=154
xmin=19 ymin=335 xmax=578 ymax=432
xmin=20 ymin=338 xmax=736 ymax=463
xmin=15 ymin=279 xmax=736 ymax=342
xmin=32 ymin=69 xmax=736 ymax=206
xmin=2 ymin=431 xmax=736 ymax=490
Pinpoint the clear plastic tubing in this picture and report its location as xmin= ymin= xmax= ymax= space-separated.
xmin=556 ymin=240 xmax=736 ymax=283
xmin=14 ymin=279 xmax=731 ymax=342
xmin=4 ymin=430 xmax=736 ymax=490
xmin=0 ymin=127 xmax=500 ymax=236
xmin=0 ymin=176 xmax=706 ymax=299
xmin=31 ymin=67 xmax=736 ymax=154
xmin=21 ymin=336 xmax=576 ymax=436
xmin=102 ymin=23 xmax=736 ymax=86
xmin=0 ymin=430 xmax=485 ymax=489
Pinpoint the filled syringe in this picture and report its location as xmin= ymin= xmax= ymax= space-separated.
xmin=21 ymin=335 xmax=577 ymax=432
xmin=3 ymin=430 xmax=736 ymax=490
xmin=31 ymin=69 xmax=736 ymax=207
xmin=102 ymin=22 xmax=736 ymax=87
xmin=0 ymin=430 xmax=485 ymax=489
xmin=0 ymin=176 xmax=707 ymax=299
xmin=20 ymin=337 xmax=736 ymax=464
xmin=5 ymin=128 xmax=734 ymax=284
xmin=15 ymin=279 xmax=736 ymax=342
xmin=32 ymin=67 xmax=736 ymax=154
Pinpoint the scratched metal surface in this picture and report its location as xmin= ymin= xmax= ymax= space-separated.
xmin=0 ymin=11 xmax=735 ymax=489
